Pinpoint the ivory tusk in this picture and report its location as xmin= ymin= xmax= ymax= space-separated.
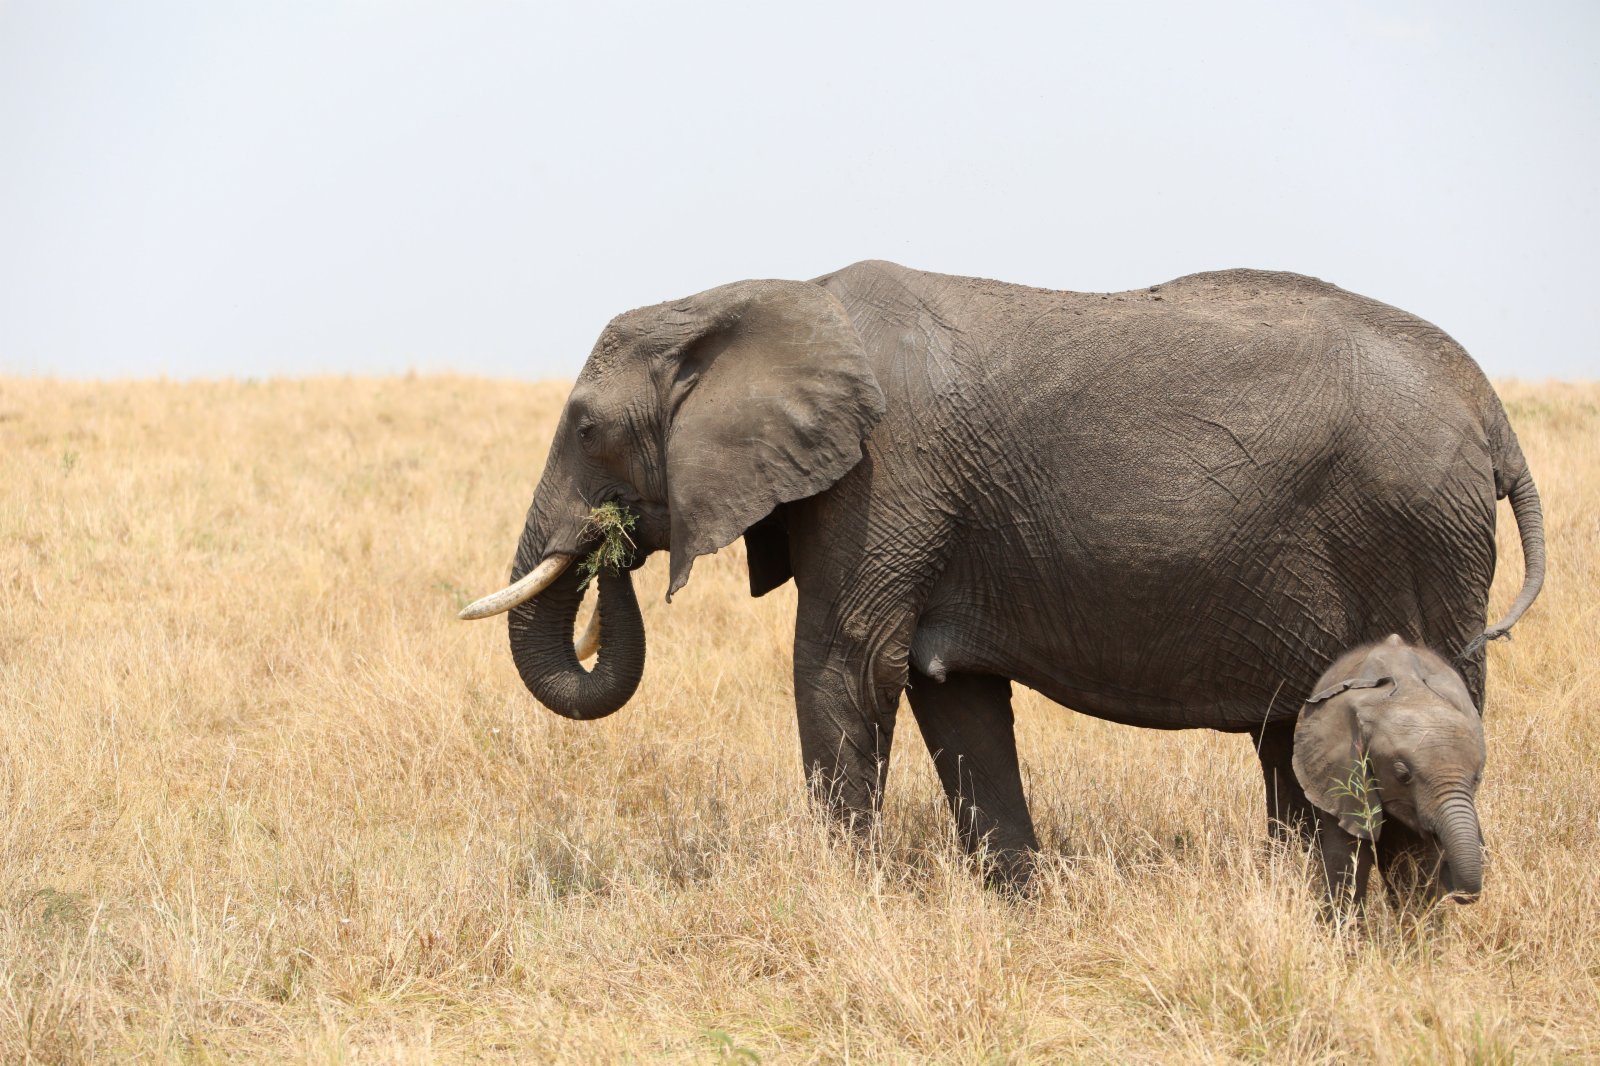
xmin=457 ymin=554 xmax=574 ymax=620
xmin=575 ymin=603 xmax=601 ymax=661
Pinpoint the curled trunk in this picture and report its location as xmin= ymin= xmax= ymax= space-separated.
xmin=508 ymin=563 xmax=645 ymax=720
xmin=1436 ymin=794 xmax=1485 ymax=901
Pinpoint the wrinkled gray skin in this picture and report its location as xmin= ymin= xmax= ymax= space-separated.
xmin=494 ymin=260 xmax=1545 ymax=890
xmin=1293 ymin=635 xmax=1488 ymax=909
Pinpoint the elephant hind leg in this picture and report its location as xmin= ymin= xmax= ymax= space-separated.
xmin=907 ymin=669 xmax=1039 ymax=889
xmin=1252 ymin=720 xmax=1317 ymax=847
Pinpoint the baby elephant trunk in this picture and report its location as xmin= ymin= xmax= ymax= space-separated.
xmin=1436 ymin=793 xmax=1484 ymax=902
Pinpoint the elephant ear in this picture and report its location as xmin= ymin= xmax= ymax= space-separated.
xmin=1422 ymin=666 xmax=1478 ymax=717
xmin=1293 ymin=674 xmax=1393 ymax=841
xmin=663 ymin=279 xmax=884 ymax=598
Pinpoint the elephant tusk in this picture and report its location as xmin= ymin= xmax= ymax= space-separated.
xmin=575 ymin=602 xmax=601 ymax=661
xmin=457 ymin=554 xmax=574 ymax=620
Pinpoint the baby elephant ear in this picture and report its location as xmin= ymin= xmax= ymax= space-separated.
xmin=664 ymin=280 xmax=884 ymax=598
xmin=1423 ymin=669 xmax=1478 ymax=716
xmin=1293 ymin=679 xmax=1389 ymax=841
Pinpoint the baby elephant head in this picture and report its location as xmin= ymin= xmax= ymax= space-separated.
xmin=1292 ymin=635 xmax=1487 ymax=904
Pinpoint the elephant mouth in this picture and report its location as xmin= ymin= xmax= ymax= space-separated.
xmin=1437 ymin=851 xmax=1482 ymax=905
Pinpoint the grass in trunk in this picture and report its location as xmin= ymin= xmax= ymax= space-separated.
xmin=577 ymin=501 xmax=638 ymax=590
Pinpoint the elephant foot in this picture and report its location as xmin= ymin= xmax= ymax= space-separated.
xmin=977 ymin=844 xmax=1038 ymax=897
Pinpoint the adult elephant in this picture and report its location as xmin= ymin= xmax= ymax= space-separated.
xmin=460 ymin=260 xmax=1544 ymax=886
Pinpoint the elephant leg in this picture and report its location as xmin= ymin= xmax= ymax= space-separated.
xmin=1375 ymin=819 xmax=1444 ymax=912
xmin=1312 ymin=807 xmax=1373 ymax=917
xmin=792 ymin=636 xmax=901 ymax=835
xmin=907 ymin=669 xmax=1039 ymax=888
xmin=1251 ymin=720 xmax=1317 ymax=847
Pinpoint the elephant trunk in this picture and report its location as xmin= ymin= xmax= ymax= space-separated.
xmin=507 ymin=562 xmax=645 ymax=720
xmin=1435 ymin=792 xmax=1485 ymax=902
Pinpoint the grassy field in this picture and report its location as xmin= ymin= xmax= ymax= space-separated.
xmin=1 ymin=375 xmax=1596 ymax=1063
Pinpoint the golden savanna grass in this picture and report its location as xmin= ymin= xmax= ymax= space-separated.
xmin=1 ymin=375 xmax=1596 ymax=1063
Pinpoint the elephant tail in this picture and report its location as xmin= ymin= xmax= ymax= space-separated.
xmin=1459 ymin=407 xmax=1546 ymax=661
xmin=1478 ymin=471 xmax=1546 ymax=645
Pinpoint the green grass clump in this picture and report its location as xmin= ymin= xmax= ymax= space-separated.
xmin=577 ymin=501 xmax=638 ymax=590
xmin=1329 ymin=753 xmax=1383 ymax=839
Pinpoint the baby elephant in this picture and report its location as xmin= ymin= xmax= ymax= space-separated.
xmin=1292 ymin=635 xmax=1487 ymax=909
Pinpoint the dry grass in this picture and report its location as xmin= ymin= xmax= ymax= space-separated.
xmin=1 ymin=374 xmax=1596 ymax=1063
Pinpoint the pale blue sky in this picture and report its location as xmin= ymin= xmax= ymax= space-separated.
xmin=1 ymin=1 xmax=1596 ymax=379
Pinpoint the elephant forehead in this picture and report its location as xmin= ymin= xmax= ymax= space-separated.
xmin=1375 ymin=702 xmax=1485 ymax=755
xmin=590 ymin=319 xmax=648 ymax=362
xmin=576 ymin=340 xmax=661 ymax=394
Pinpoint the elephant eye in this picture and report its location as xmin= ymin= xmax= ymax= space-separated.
xmin=576 ymin=418 xmax=597 ymax=446
xmin=1393 ymin=761 xmax=1412 ymax=784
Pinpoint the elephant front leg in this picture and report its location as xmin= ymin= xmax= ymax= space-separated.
xmin=792 ymin=638 xmax=901 ymax=835
xmin=1312 ymin=807 xmax=1374 ymax=917
xmin=907 ymin=669 xmax=1039 ymax=888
